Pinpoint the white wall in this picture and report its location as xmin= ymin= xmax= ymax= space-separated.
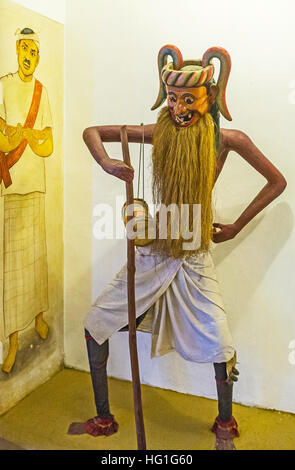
xmin=64 ymin=0 xmax=295 ymax=414
xmin=12 ymin=0 xmax=65 ymax=23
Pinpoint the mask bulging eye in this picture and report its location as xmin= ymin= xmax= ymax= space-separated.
xmin=184 ymin=96 xmax=195 ymax=105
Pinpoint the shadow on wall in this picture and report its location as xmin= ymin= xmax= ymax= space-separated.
xmin=0 ymin=323 xmax=63 ymax=416
xmin=213 ymin=201 xmax=293 ymax=298
xmin=0 ymin=326 xmax=59 ymax=384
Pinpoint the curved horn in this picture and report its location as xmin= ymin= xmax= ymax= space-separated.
xmin=202 ymin=47 xmax=232 ymax=121
xmin=151 ymin=44 xmax=183 ymax=111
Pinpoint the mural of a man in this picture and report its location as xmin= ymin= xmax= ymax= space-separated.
xmin=0 ymin=28 xmax=53 ymax=374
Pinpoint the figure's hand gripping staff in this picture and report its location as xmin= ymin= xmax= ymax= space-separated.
xmin=120 ymin=126 xmax=146 ymax=451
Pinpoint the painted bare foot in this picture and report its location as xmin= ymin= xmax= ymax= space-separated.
xmin=68 ymin=416 xmax=119 ymax=437
xmin=215 ymin=437 xmax=236 ymax=450
xmin=2 ymin=332 xmax=18 ymax=374
xmin=35 ymin=313 xmax=49 ymax=340
xmin=2 ymin=350 xmax=17 ymax=374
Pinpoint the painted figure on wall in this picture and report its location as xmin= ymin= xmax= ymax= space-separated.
xmin=0 ymin=28 xmax=53 ymax=374
xmin=70 ymin=45 xmax=286 ymax=449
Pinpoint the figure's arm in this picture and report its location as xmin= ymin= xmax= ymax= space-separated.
xmin=83 ymin=124 xmax=155 ymax=183
xmin=24 ymin=127 xmax=53 ymax=157
xmin=213 ymin=129 xmax=287 ymax=243
xmin=0 ymin=118 xmax=23 ymax=152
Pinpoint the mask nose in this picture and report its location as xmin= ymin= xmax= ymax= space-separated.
xmin=175 ymin=100 xmax=186 ymax=115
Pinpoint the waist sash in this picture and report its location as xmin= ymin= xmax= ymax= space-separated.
xmin=0 ymin=79 xmax=43 ymax=188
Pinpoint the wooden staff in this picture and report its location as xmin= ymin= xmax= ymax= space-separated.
xmin=120 ymin=126 xmax=146 ymax=450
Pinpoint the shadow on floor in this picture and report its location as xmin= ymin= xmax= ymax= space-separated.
xmin=0 ymin=437 xmax=23 ymax=450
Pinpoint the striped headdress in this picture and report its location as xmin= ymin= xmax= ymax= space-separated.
xmin=151 ymin=45 xmax=232 ymax=121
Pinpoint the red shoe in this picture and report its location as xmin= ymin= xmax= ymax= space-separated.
xmin=212 ymin=415 xmax=239 ymax=440
xmin=212 ymin=416 xmax=239 ymax=450
xmin=68 ymin=416 xmax=119 ymax=437
xmin=84 ymin=416 xmax=119 ymax=437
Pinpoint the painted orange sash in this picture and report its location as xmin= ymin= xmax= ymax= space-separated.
xmin=0 ymin=79 xmax=43 ymax=188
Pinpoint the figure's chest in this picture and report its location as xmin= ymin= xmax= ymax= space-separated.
xmin=3 ymin=79 xmax=35 ymax=125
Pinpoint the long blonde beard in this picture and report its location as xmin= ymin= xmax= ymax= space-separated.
xmin=151 ymin=107 xmax=216 ymax=258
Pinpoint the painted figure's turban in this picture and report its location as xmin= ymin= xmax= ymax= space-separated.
xmin=151 ymin=44 xmax=232 ymax=121
xmin=15 ymin=28 xmax=40 ymax=50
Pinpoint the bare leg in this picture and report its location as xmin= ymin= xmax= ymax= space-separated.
xmin=68 ymin=330 xmax=118 ymax=436
xmin=2 ymin=332 xmax=18 ymax=374
xmin=35 ymin=312 xmax=49 ymax=339
xmin=68 ymin=314 xmax=147 ymax=436
xmin=212 ymin=362 xmax=239 ymax=450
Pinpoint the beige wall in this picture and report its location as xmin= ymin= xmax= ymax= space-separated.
xmin=0 ymin=0 xmax=64 ymax=414
xmin=12 ymin=0 xmax=65 ymax=24
xmin=64 ymin=0 xmax=295 ymax=414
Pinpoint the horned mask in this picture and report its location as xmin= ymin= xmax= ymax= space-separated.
xmin=151 ymin=44 xmax=232 ymax=122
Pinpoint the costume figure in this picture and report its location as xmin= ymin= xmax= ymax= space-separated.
xmin=69 ymin=45 xmax=286 ymax=449
xmin=0 ymin=28 xmax=53 ymax=374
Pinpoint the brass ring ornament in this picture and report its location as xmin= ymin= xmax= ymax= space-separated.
xmin=122 ymin=124 xmax=154 ymax=247
xmin=122 ymin=198 xmax=154 ymax=247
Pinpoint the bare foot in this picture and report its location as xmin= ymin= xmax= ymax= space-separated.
xmin=35 ymin=313 xmax=49 ymax=340
xmin=2 ymin=332 xmax=18 ymax=374
xmin=215 ymin=437 xmax=236 ymax=450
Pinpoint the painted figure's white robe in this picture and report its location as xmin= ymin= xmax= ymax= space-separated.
xmin=0 ymin=73 xmax=52 ymax=337
xmin=85 ymin=245 xmax=235 ymax=364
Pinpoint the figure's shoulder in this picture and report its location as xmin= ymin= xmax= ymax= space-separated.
xmin=0 ymin=72 xmax=17 ymax=83
xmin=220 ymin=128 xmax=251 ymax=151
xmin=35 ymin=77 xmax=44 ymax=88
xmin=38 ymin=84 xmax=52 ymax=113
xmin=41 ymin=83 xmax=48 ymax=95
xmin=36 ymin=81 xmax=49 ymax=101
xmin=144 ymin=123 xmax=156 ymax=143
xmin=0 ymin=73 xmax=20 ymax=95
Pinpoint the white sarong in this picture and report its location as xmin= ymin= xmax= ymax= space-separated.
xmin=85 ymin=246 xmax=234 ymax=363
xmin=3 ymin=192 xmax=49 ymax=337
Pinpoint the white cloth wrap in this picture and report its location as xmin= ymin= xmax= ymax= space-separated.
xmin=3 ymin=192 xmax=48 ymax=337
xmin=84 ymin=246 xmax=235 ymax=364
